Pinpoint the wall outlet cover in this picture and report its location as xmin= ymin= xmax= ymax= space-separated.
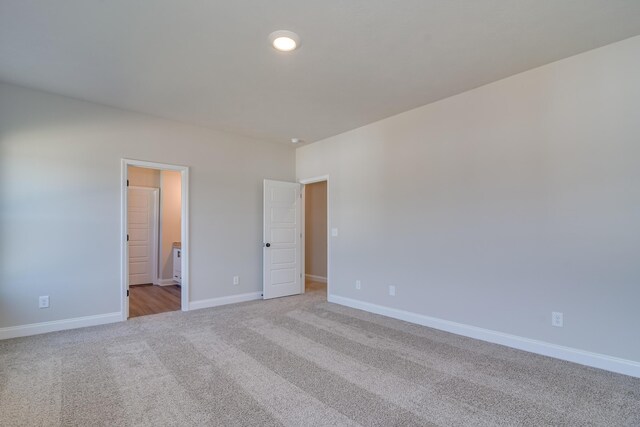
xmin=388 ymin=285 xmax=396 ymax=296
xmin=38 ymin=296 xmax=50 ymax=309
xmin=552 ymin=311 xmax=563 ymax=327
xmin=233 ymin=276 xmax=239 ymax=285
xmin=355 ymin=280 xmax=361 ymax=290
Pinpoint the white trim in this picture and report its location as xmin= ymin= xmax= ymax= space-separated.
xmin=157 ymin=279 xmax=177 ymax=286
xmin=180 ymin=167 xmax=190 ymax=311
xmin=305 ymin=274 xmax=327 ymax=283
xmin=299 ymin=175 xmax=330 ymax=185
xmin=122 ymin=159 xmax=190 ymax=320
xmin=158 ymin=172 xmax=165 ymax=284
xmin=0 ymin=312 xmax=122 ymax=340
xmin=189 ymin=292 xmax=262 ymax=311
xmin=300 ymin=186 xmax=306 ymax=293
xmin=328 ymin=294 xmax=640 ymax=378
xmin=299 ymin=175 xmax=330 ymax=297
xmin=121 ymin=162 xmax=128 ymax=319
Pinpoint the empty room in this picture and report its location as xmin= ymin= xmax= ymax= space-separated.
xmin=1 ymin=1 xmax=639 ymax=426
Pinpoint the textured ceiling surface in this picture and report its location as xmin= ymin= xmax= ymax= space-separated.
xmin=1 ymin=1 xmax=640 ymax=144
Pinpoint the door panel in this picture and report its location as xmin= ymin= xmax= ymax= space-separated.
xmin=129 ymin=245 xmax=148 ymax=258
xmin=272 ymin=248 xmax=296 ymax=264
xmin=271 ymin=207 xmax=296 ymax=223
xmin=128 ymin=187 xmax=158 ymax=286
xmin=271 ymin=228 xmax=296 ymax=243
xmin=263 ymin=180 xmax=301 ymax=299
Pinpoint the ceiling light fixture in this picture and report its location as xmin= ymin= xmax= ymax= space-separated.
xmin=269 ymin=30 xmax=300 ymax=52
xmin=291 ymin=138 xmax=302 ymax=144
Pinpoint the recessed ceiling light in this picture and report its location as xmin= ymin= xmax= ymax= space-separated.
xmin=269 ymin=30 xmax=300 ymax=52
xmin=291 ymin=138 xmax=302 ymax=144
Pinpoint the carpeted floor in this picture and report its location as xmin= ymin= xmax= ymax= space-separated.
xmin=1 ymin=282 xmax=639 ymax=426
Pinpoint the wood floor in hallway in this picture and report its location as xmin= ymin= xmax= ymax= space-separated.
xmin=129 ymin=284 xmax=181 ymax=318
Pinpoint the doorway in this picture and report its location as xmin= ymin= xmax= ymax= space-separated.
xmin=262 ymin=176 xmax=330 ymax=300
xmin=121 ymin=160 xmax=189 ymax=320
xmin=303 ymin=180 xmax=328 ymax=299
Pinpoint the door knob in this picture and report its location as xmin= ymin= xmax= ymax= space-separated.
xmin=265 ymin=243 xmax=271 ymax=247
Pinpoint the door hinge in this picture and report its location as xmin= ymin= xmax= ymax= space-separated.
xmin=127 ymin=234 xmax=129 ymax=241
xmin=126 ymin=290 xmax=129 ymax=297
xmin=300 ymin=192 xmax=302 ymax=198
xmin=127 ymin=179 xmax=129 ymax=187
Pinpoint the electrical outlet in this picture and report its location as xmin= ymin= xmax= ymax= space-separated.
xmin=552 ymin=312 xmax=563 ymax=327
xmin=233 ymin=276 xmax=239 ymax=285
xmin=39 ymin=296 xmax=49 ymax=309
xmin=388 ymin=285 xmax=396 ymax=296
xmin=355 ymin=280 xmax=361 ymax=290
xmin=331 ymin=228 xmax=339 ymax=237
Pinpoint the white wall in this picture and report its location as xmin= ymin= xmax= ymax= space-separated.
xmin=0 ymin=83 xmax=295 ymax=328
xmin=296 ymin=36 xmax=640 ymax=363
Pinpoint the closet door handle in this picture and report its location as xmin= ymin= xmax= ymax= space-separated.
xmin=265 ymin=243 xmax=271 ymax=248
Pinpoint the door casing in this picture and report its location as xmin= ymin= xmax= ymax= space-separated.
xmin=300 ymin=175 xmax=330 ymax=297
xmin=121 ymin=159 xmax=189 ymax=320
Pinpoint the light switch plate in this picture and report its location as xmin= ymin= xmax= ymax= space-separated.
xmin=39 ymin=295 xmax=49 ymax=309
xmin=331 ymin=228 xmax=338 ymax=237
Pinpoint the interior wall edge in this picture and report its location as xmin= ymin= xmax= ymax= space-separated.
xmin=305 ymin=274 xmax=327 ymax=283
xmin=0 ymin=312 xmax=122 ymax=340
xmin=188 ymin=291 xmax=263 ymax=311
xmin=328 ymin=294 xmax=640 ymax=379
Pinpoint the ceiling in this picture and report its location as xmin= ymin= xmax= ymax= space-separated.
xmin=1 ymin=1 xmax=640 ymax=145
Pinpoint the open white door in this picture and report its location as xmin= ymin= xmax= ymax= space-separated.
xmin=263 ymin=179 xmax=302 ymax=299
xmin=128 ymin=187 xmax=159 ymax=286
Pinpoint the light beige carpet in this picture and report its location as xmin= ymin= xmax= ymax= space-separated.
xmin=1 ymin=282 xmax=639 ymax=426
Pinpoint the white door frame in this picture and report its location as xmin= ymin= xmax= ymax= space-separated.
xmin=121 ymin=159 xmax=190 ymax=320
xmin=299 ymin=175 xmax=330 ymax=297
xmin=128 ymin=186 xmax=160 ymax=286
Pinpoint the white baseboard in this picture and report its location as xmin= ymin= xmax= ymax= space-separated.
xmin=157 ymin=278 xmax=177 ymax=286
xmin=328 ymin=294 xmax=640 ymax=378
xmin=189 ymin=292 xmax=262 ymax=311
xmin=0 ymin=312 xmax=122 ymax=340
xmin=305 ymin=274 xmax=327 ymax=283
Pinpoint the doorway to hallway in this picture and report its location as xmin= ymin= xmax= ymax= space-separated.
xmin=303 ymin=180 xmax=327 ymax=299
